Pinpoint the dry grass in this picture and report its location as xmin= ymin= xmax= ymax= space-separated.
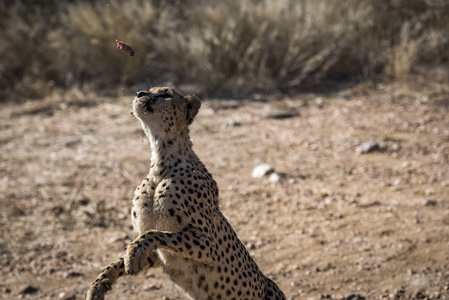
xmin=1 ymin=0 xmax=449 ymax=100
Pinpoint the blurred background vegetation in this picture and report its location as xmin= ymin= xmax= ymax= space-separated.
xmin=1 ymin=0 xmax=449 ymax=101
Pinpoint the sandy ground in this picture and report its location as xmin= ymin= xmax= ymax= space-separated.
xmin=1 ymin=82 xmax=448 ymax=300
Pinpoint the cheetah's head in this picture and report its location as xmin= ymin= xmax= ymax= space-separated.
xmin=132 ymin=87 xmax=201 ymax=139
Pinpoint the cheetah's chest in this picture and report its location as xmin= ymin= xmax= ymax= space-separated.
xmin=131 ymin=179 xmax=159 ymax=233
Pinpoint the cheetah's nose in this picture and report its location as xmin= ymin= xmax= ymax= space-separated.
xmin=136 ymin=91 xmax=149 ymax=98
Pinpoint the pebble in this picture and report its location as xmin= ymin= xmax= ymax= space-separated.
xmin=268 ymin=173 xmax=282 ymax=183
xmin=252 ymin=164 xmax=274 ymax=178
xmin=77 ymin=195 xmax=90 ymax=206
xmin=315 ymin=97 xmax=324 ymax=108
xmin=219 ymin=100 xmax=241 ymax=109
xmin=425 ymin=188 xmax=435 ymax=196
xmin=424 ymin=199 xmax=437 ymax=206
xmin=264 ymin=107 xmax=299 ymax=119
xmin=64 ymin=271 xmax=84 ymax=278
xmin=356 ymin=141 xmax=379 ymax=154
xmin=18 ymin=285 xmax=39 ymax=295
xmin=144 ymin=284 xmax=162 ymax=291
xmin=52 ymin=205 xmax=64 ymax=216
xmin=412 ymin=275 xmax=432 ymax=288
xmin=64 ymin=140 xmax=81 ymax=147
xmin=345 ymin=294 xmax=366 ymax=300
xmin=59 ymin=292 xmax=76 ymax=300
xmin=221 ymin=118 xmax=241 ymax=128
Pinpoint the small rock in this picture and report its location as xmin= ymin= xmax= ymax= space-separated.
xmin=65 ymin=140 xmax=81 ymax=147
xmin=77 ymin=195 xmax=90 ymax=206
xmin=220 ymin=100 xmax=241 ymax=109
xmin=356 ymin=141 xmax=379 ymax=154
xmin=252 ymin=94 xmax=267 ymax=102
xmin=246 ymin=242 xmax=256 ymax=250
xmin=425 ymin=188 xmax=435 ymax=196
xmin=18 ymin=285 xmax=39 ymax=295
xmin=412 ymin=275 xmax=432 ymax=288
xmin=64 ymin=271 xmax=84 ymax=278
xmin=357 ymin=199 xmax=380 ymax=208
xmin=345 ymin=294 xmax=366 ymax=300
xmin=10 ymin=205 xmax=26 ymax=217
xmin=268 ymin=173 xmax=282 ymax=183
xmin=264 ymin=108 xmax=299 ymax=119
xmin=424 ymin=199 xmax=437 ymax=206
xmin=315 ymin=97 xmax=324 ymax=108
xmin=252 ymin=164 xmax=274 ymax=178
xmin=144 ymin=284 xmax=162 ymax=291
xmin=221 ymin=119 xmax=241 ymax=128
xmin=52 ymin=205 xmax=64 ymax=216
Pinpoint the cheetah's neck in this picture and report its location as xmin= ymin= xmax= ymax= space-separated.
xmin=148 ymin=128 xmax=195 ymax=178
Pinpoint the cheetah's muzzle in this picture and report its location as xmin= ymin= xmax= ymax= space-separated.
xmin=144 ymin=100 xmax=154 ymax=113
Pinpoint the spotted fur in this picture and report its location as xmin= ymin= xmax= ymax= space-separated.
xmin=86 ymin=87 xmax=285 ymax=300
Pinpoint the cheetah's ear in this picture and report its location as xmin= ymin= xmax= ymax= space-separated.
xmin=185 ymin=94 xmax=201 ymax=125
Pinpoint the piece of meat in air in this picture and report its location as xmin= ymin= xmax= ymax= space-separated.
xmin=116 ymin=39 xmax=135 ymax=56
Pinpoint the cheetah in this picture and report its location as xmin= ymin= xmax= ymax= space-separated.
xmin=86 ymin=87 xmax=286 ymax=300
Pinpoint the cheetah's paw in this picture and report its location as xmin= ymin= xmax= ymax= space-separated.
xmin=86 ymin=278 xmax=112 ymax=300
xmin=124 ymin=240 xmax=154 ymax=275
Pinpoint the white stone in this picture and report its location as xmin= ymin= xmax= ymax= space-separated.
xmin=268 ymin=173 xmax=281 ymax=183
xmin=252 ymin=164 xmax=274 ymax=178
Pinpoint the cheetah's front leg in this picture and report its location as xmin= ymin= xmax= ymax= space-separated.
xmin=86 ymin=258 xmax=125 ymax=300
xmin=86 ymin=251 xmax=160 ymax=300
xmin=125 ymin=229 xmax=213 ymax=275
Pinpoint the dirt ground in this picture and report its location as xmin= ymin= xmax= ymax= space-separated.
xmin=1 ymin=81 xmax=448 ymax=300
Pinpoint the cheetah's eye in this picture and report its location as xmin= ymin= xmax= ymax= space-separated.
xmin=156 ymin=93 xmax=172 ymax=100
